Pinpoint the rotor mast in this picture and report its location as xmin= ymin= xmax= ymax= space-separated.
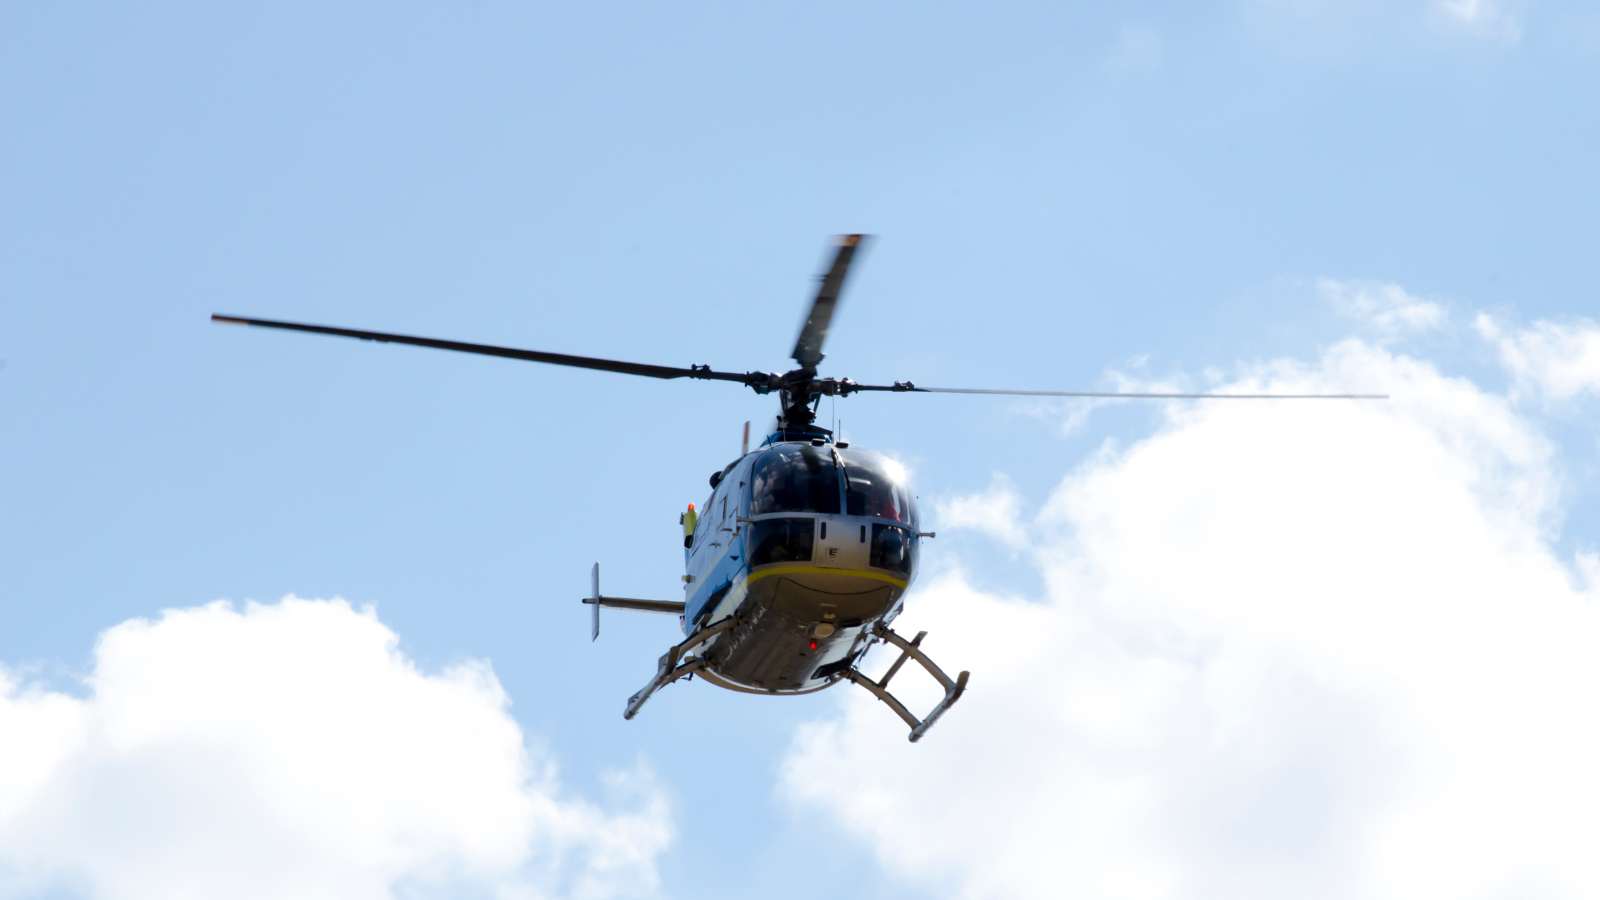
xmin=771 ymin=233 xmax=867 ymax=434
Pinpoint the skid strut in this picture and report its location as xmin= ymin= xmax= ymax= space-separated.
xmin=845 ymin=623 xmax=970 ymax=742
xmin=624 ymin=617 xmax=736 ymax=720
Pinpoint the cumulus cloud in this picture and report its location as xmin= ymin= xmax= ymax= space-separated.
xmin=781 ymin=337 xmax=1600 ymax=899
xmin=933 ymin=475 xmax=1029 ymax=551
xmin=0 ymin=598 xmax=670 ymax=900
xmin=1319 ymin=278 xmax=1447 ymax=339
xmin=1476 ymin=313 xmax=1600 ymax=403
xmin=1241 ymin=0 xmax=1524 ymax=46
xmin=1432 ymin=0 xmax=1524 ymax=40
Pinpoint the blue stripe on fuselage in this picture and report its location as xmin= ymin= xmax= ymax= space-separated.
xmin=683 ymin=530 xmax=746 ymax=631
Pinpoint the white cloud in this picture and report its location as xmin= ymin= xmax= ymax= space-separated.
xmin=781 ymin=338 xmax=1600 ymax=899
xmin=932 ymin=475 xmax=1029 ymax=551
xmin=1319 ymin=278 xmax=1447 ymax=339
xmin=1013 ymin=395 xmax=1118 ymax=437
xmin=0 ymin=598 xmax=670 ymax=900
xmin=1476 ymin=313 xmax=1600 ymax=403
xmin=1240 ymin=0 xmax=1524 ymax=46
xmin=1010 ymin=362 xmax=1204 ymax=439
xmin=1432 ymin=0 xmax=1524 ymax=40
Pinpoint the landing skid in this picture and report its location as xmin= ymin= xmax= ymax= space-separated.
xmin=623 ymin=617 xmax=736 ymax=720
xmin=844 ymin=623 xmax=970 ymax=742
xmin=622 ymin=618 xmax=969 ymax=743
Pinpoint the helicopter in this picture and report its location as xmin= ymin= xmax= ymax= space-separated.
xmin=212 ymin=234 xmax=1383 ymax=741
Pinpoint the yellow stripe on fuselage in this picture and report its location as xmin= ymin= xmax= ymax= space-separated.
xmin=745 ymin=563 xmax=909 ymax=590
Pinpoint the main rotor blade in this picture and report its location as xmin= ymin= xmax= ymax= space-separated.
xmin=839 ymin=381 xmax=1387 ymax=399
xmin=791 ymin=234 xmax=867 ymax=369
xmin=211 ymin=314 xmax=758 ymax=385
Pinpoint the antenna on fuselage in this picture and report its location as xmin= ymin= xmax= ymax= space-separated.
xmin=741 ymin=420 xmax=750 ymax=456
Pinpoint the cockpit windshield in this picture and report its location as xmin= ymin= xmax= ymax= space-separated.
xmin=839 ymin=450 xmax=914 ymax=524
xmin=750 ymin=444 xmax=841 ymax=515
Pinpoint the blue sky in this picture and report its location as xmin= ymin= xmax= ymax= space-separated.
xmin=4 ymin=3 xmax=1599 ymax=898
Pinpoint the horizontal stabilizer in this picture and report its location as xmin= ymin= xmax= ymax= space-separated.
xmin=585 ymin=562 xmax=684 ymax=641
xmin=582 ymin=597 xmax=686 ymax=614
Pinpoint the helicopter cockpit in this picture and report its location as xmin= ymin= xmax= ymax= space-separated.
xmin=839 ymin=448 xmax=916 ymax=576
xmin=744 ymin=443 xmax=835 ymax=568
xmin=751 ymin=443 xmax=840 ymax=516
xmin=839 ymin=449 xmax=912 ymax=523
xmin=743 ymin=443 xmax=917 ymax=576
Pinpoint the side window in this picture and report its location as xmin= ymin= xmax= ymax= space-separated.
xmin=748 ymin=519 xmax=816 ymax=566
xmin=870 ymin=523 xmax=913 ymax=575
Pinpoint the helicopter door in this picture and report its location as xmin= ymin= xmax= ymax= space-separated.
xmin=814 ymin=517 xmax=869 ymax=569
